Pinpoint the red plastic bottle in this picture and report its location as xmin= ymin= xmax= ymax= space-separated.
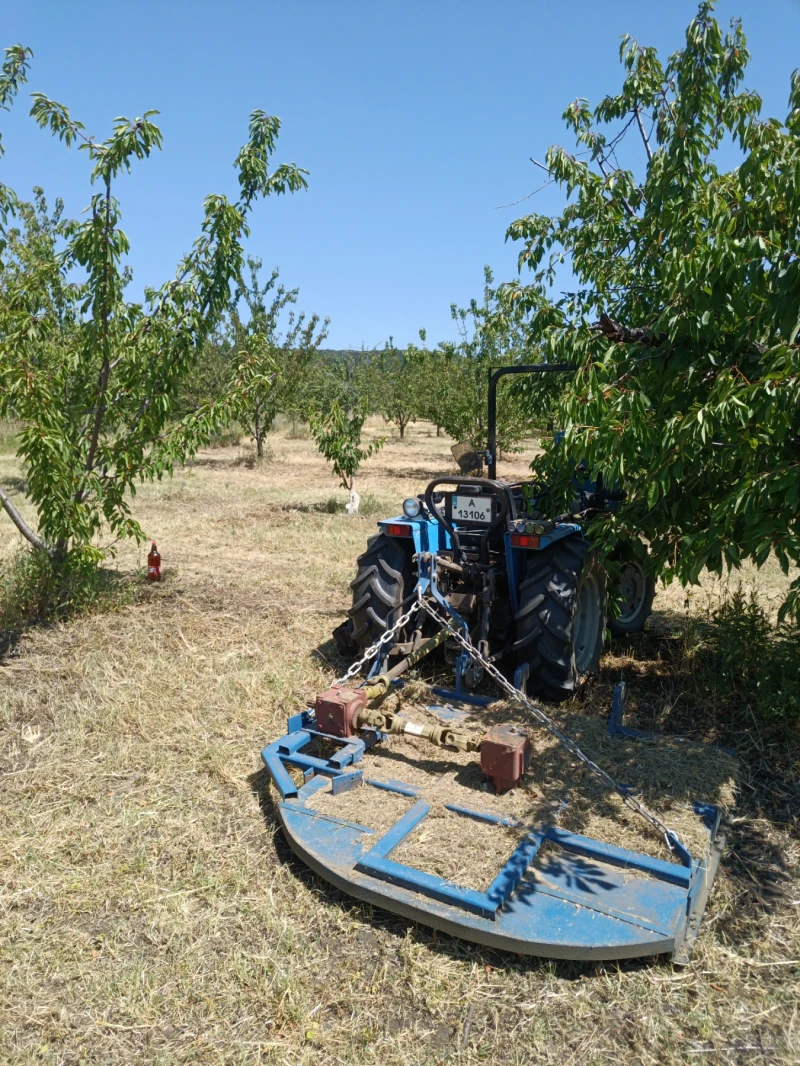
xmin=147 ymin=541 xmax=161 ymax=582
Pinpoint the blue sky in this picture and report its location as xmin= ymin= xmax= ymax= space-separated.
xmin=3 ymin=0 xmax=799 ymax=348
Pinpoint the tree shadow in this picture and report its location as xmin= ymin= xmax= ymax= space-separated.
xmin=380 ymin=466 xmax=456 ymax=481
xmin=0 ymin=564 xmax=137 ymax=663
xmin=1 ymin=475 xmax=28 ymax=495
xmin=182 ymin=451 xmax=258 ymax=470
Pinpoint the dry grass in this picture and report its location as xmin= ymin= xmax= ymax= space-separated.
xmin=1 ymin=421 xmax=798 ymax=1065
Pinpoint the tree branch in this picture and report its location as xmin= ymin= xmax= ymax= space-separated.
xmin=530 ymin=157 xmax=552 ymax=174
xmin=495 ymin=177 xmax=554 ymax=209
xmin=81 ymin=173 xmax=114 ymax=494
xmin=0 ymin=482 xmax=53 ymax=555
xmin=595 ymin=157 xmax=637 ymax=219
xmin=591 ymin=311 xmax=662 ymax=346
xmin=634 ymin=105 xmax=653 ymax=162
xmin=607 ymin=349 xmax=673 ymax=390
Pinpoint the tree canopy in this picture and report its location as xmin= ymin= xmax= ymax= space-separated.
xmin=221 ymin=257 xmax=327 ymax=458
xmin=425 ymin=268 xmax=532 ymax=455
xmin=500 ymin=1 xmax=800 ymax=616
xmin=0 ymin=45 xmax=307 ymax=562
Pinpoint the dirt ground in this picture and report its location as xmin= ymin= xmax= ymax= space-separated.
xmin=1 ymin=420 xmax=798 ymax=1065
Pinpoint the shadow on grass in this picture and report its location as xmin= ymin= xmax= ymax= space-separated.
xmin=311 ymin=635 xmax=351 ymax=677
xmin=281 ymin=499 xmax=350 ymax=516
xmin=1 ymin=475 xmax=28 ymax=495
xmin=183 ymin=451 xmax=257 ymax=470
xmin=380 ymin=466 xmax=457 ymax=481
xmin=0 ymin=555 xmax=138 ymax=662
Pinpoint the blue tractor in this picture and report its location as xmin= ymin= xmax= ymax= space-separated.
xmin=335 ymin=364 xmax=656 ymax=703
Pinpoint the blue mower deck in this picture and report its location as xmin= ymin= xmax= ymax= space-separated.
xmin=261 ymin=706 xmax=728 ymax=964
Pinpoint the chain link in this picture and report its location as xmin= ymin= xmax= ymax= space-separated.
xmin=333 ymin=601 xmax=421 ymax=687
xmin=415 ymin=591 xmax=682 ymax=853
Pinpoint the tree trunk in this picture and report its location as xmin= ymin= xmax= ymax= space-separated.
xmin=399 ymin=419 xmax=405 ymax=440
xmin=436 ymin=424 xmax=441 ymax=437
xmin=346 ymin=474 xmax=360 ymax=516
xmin=254 ymin=411 xmax=263 ymax=459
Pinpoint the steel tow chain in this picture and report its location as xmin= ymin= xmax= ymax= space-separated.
xmin=414 ymin=590 xmax=683 ymax=855
xmin=333 ymin=601 xmax=422 ymax=687
xmin=332 ymin=589 xmax=680 ymax=853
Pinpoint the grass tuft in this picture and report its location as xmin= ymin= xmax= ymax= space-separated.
xmin=707 ymin=587 xmax=800 ymax=731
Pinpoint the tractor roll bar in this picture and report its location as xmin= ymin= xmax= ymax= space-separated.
xmin=487 ymin=363 xmax=578 ymax=480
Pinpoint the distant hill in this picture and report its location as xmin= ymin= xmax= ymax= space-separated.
xmin=316 ymin=348 xmax=381 ymax=363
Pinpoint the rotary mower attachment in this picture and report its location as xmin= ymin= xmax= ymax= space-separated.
xmin=262 ymin=597 xmax=729 ymax=963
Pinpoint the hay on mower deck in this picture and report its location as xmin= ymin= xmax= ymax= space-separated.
xmin=262 ymin=663 xmax=738 ymax=962
xmin=304 ymin=695 xmax=736 ymax=893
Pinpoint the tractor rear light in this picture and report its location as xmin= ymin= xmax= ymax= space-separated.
xmin=385 ymin=523 xmax=412 ymax=537
xmin=510 ymin=533 xmax=540 ymax=549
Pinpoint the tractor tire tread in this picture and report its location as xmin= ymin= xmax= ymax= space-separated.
xmin=512 ymin=623 xmax=543 ymax=651
xmin=513 ymin=536 xmax=605 ymax=704
xmin=513 ymin=591 xmax=546 ymax=620
xmin=346 ymin=533 xmax=413 ymax=652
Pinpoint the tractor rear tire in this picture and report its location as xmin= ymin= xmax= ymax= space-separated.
xmin=346 ymin=533 xmax=413 ymax=651
xmin=513 ymin=537 xmax=607 ymax=703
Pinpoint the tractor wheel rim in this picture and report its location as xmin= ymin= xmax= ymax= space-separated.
xmin=616 ymin=563 xmax=646 ymax=624
xmin=573 ymin=571 xmax=603 ymax=674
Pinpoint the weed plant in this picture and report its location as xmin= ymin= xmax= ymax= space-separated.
xmin=709 ymin=588 xmax=800 ymax=732
xmin=306 ymin=493 xmax=386 ymax=515
xmin=357 ymin=492 xmax=385 ymax=517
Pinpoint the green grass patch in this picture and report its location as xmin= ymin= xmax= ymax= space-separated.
xmin=705 ymin=587 xmax=800 ymax=731
xmin=0 ymin=548 xmax=135 ymax=656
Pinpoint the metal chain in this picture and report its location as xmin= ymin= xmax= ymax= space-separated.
xmin=415 ymin=591 xmax=682 ymax=853
xmin=333 ymin=601 xmax=422 ymax=687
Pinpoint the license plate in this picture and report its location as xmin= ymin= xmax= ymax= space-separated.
xmin=451 ymin=495 xmax=493 ymax=523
